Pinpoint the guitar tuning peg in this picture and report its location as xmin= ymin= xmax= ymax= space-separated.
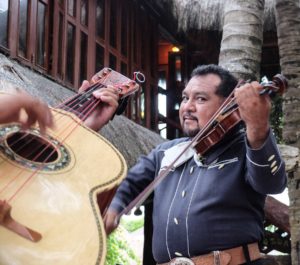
xmin=133 ymin=71 xmax=145 ymax=83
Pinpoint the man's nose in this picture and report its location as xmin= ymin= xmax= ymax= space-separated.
xmin=182 ymin=98 xmax=196 ymax=112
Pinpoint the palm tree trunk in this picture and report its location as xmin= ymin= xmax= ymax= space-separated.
xmin=274 ymin=1 xmax=300 ymax=264
xmin=219 ymin=0 xmax=264 ymax=81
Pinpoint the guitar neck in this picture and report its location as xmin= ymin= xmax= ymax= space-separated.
xmin=59 ymin=85 xmax=102 ymax=121
xmin=57 ymin=68 xmax=140 ymax=121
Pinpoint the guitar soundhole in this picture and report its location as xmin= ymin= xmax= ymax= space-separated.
xmin=6 ymin=132 xmax=58 ymax=163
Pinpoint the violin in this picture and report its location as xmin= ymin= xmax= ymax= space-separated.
xmin=0 ymin=68 xmax=144 ymax=265
xmin=192 ymin=74 xmax=288 ymax=156
xmin=117 ymin=74 xmax=288 ymax=218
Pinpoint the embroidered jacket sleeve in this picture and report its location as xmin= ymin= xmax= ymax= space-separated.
xmin=245 ymin=129 xmax=287 ymax=194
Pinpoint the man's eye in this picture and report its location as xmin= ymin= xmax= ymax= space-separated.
xmin=196 ymin=97 xmax=206 ymax=102
xmin=182 ymin=95 xmax=188 ymax=102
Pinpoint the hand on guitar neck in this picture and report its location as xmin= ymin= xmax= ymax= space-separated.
xmin=77 ymin=68 xmax=142 ymax=131
xmin=79 ymin=77 xmax=119 ymax=131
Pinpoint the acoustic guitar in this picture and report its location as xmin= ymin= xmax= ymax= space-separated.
xmin=0 ymin=68 xmax=140 ymax=265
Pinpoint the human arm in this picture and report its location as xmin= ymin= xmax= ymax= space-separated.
xmin=234 ymin=81 xmax=286 ymax=193
xmin=103 ymin=208 xmax=119 ymax=235
xmin=0 ymin=91 xmax=53 ymax=133
xmin=103 ymin=145 xmax=163 ymax=235
xmin=245 ymin=130 xmax=287 ymax=194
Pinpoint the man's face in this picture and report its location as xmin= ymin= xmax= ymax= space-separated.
xmin=179 ymin=74 xmax=225 ymax=137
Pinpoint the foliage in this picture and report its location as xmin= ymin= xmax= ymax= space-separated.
xmin=262 ymin=224 xmax=291 ymax=254
xmin=270 ymin=95 xmax=283 ymax=143
xmin=121 ymin=216 xmax=144 ymax=232
xmin=105 ymin=225 xmax=141 ymax=265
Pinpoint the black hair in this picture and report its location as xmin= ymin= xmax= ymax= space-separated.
xmin=191 ymin=64 xmax=238 ymax=97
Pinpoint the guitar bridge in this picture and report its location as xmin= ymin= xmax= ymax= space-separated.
xmin=0 ymin=200 xmax=42 ymax=242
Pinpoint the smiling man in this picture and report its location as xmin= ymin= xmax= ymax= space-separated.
xmin=104 ymin=64 xmax=287 ymax=265
xmin=179 ymin=72 xmax=226 ymax=137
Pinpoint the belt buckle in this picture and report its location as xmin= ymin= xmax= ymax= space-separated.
xmin=170 ymin=257 xmax=195 ymax=265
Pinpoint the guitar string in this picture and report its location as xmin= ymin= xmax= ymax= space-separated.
xmin=7 ymin=94 xmax=104 ymax=202
xmin=0 ymin=82 xmax=105 ymax=198
xmin=5 ymin=86 xmax=106 ymax=201
xmin=0 ymin=82 xmax=106 ymax=169
xmin=1 ymin=71 xmax=138 ymax=201
xmin=0 ymin=73 xmax=118 ymax=159
xmin=1 ymin=73 xmax=135 ymax=201
xmin=0 ymin=72 xmax=128 ymax=158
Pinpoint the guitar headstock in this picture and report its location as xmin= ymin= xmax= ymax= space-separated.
xmin=92 ymin=68 xmax=141 ymax=99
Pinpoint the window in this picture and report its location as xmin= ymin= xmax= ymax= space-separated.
xmin=109 ymin=0 xmax=117 ymax=48
xmin=121 ymin=4 xmax=127 ymax=56
xmin=36 ymin=1 xmax=47 ymax=67
xmin=109 ymin=53 xmax=117 ymax=70
xmin=68 ymin=0 xmax=76 ymax=17
xmin=57 ymin=12 xmax=64 ymax=78
xmin=121 ymin=62 xmax=127 ymax=75
xmin=80 ymin=0 xmax=88 ymax=26
xmin=0 ymin=0 xmax=161 ymax=133
xmin=66 ymin=23 xmax=75 ymax=84
xmin=18 ymin=0 xmax=29 ymax=58
xmin=80 ymin=32 xmax=88 ymax=83
xmin=96 ymin=0 xmax=105 ymax=39
xmin=95 ymin=44 xmax=104 ymax=72
xmin=0 ymin=0 xmax=9 ymax=48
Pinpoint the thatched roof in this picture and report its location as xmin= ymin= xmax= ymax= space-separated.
xmin=161 ymin=0 xmax=276 ymax=31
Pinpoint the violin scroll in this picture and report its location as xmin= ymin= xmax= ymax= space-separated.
xmin=260 ymin=74 xmax=288 ymax=96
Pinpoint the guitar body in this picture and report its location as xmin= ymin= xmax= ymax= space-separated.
xmin=0 ymin=108 xmax=127 ymax=265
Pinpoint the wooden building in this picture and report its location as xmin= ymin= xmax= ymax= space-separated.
xmin=0 ymin=1 xmax=295 ymax=264
xmin=0 ymin=0 xmax=187 ymax=140
xmin=0 ymin=0 xmax=281 ymax=140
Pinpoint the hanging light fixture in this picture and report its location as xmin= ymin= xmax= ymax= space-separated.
xmin=171 ymin=46 xmax=180 ymax=52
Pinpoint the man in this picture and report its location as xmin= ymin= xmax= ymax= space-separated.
xmin=102 ymin=65 xmax=287 ymax=265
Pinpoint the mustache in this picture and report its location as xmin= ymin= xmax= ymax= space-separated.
xmin=183 ymin=113 xmax=198 ymax=121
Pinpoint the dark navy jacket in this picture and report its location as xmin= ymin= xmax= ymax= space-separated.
xmin=109 ymin=129 xmax=287 ymax=263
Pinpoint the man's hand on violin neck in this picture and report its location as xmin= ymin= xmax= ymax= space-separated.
xmin=234 ymin=81 xmax=271 ymax=149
